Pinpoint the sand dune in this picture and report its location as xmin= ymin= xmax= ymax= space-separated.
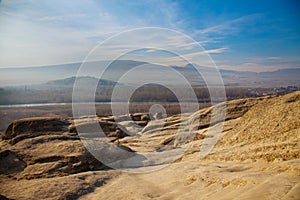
xmin=0 ymin=91 xmax=299 ymax=199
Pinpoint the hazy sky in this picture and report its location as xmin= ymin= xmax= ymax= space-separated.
xmin=0 ymin=0 xmax=299 ymax=71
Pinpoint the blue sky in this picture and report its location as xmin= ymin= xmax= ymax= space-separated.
xmin=0 ymin=0 xmax=299 ymax=71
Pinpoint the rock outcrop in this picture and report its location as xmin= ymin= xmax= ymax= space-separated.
xmin=0 ymin=91 xmax=299 ymax=200
xmin=3 ymin=117 xmax=70 ymax=144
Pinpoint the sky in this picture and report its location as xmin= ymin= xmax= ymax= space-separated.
xmin=0 ymin=0 xmax=299 ymax=71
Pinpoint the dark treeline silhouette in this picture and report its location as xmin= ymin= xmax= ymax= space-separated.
xmin=0 ymin=85 xmax=265 ymax=105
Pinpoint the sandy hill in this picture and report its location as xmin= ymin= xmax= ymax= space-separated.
xmin=0 ymin=91 xmax=299 ymax=200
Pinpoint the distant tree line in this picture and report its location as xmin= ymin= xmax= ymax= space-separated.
xmin=0 ymin=85 xmax=262 ymax=105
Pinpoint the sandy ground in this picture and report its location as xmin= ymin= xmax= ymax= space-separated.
xmin=82 ymin=91 xmax=300 ymax=200
xmin=0 ymin=91 xmax=299 ymax=199
xmin=80 ymin=159 xmax=300 ymax=200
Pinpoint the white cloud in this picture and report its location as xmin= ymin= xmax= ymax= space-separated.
xmin=0 ymin=0 xmax=189 ymax=68
xmin=1 ymin=0 xmax=265 ymax=71
xmin=266 ymin=57 xmax=281 ymax=60
xmin=195 ymin=14 xmax=262 ymax=36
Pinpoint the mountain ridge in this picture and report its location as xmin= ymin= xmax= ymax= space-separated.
xmin=45 ymin=76 xmax=119 ymax=87
xmin=0 ymin=60 xmax=299 ymax=87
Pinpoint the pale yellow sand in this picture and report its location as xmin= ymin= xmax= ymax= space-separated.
xmin=1 ymin=92 xmax=299 ymax=199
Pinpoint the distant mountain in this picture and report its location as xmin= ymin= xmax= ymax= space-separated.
xmin=0 ymin=60 xmax=146 ymax=86
xmin=171 ymin=64 xmax=300 ymax=87
xmin=46 ymin=76 xmax=119 ymax=87
xmin=27 ymin=76 xmax=120 ymax=91
xmin=259 ymin=68 xmax=300 ymax=76
xmin=0 ymin=60 xmax=299 ymax=87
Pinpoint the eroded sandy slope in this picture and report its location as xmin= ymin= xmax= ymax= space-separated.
xmin=0 ymin=91 xmax=299 ymax=200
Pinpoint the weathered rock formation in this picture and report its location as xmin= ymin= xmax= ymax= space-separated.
xmin=0 ymin=91 xmax=299 ymax=200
